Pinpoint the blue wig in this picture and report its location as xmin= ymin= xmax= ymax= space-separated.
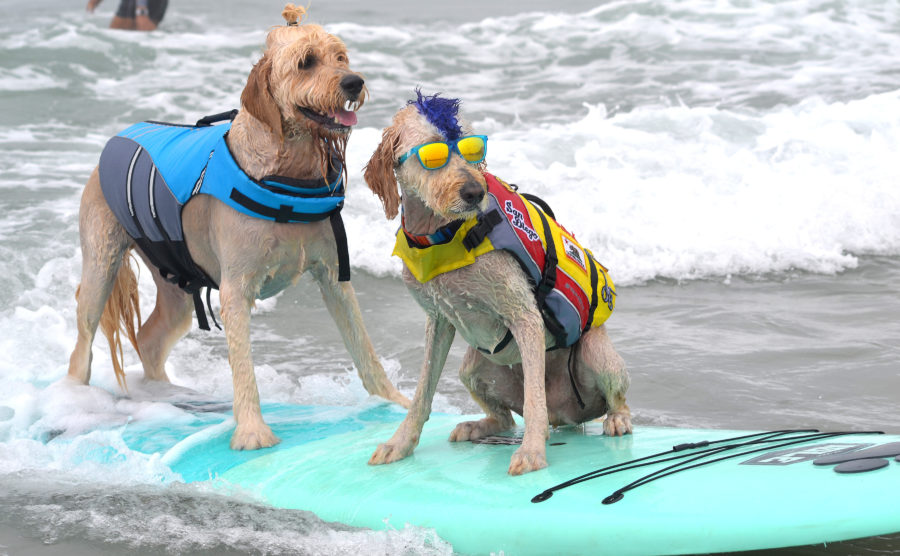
xmin=408 ymin=89 xmax=463 ymax=141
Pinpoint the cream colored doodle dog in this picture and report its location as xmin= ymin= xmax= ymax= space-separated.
xmin=364 ymin=91 xmax=632 ymax=475
xmin=66 ymin=5 xmax=408 ymax=450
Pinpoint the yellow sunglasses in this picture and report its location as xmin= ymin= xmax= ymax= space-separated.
xmin=397 ymin=135 xmax=488 ymax=170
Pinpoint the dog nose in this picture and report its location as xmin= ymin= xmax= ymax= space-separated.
xmin=459 ymin=179 xmax=485 ymax=207
xmin=340 ymin=74 xmax=365 ymax=101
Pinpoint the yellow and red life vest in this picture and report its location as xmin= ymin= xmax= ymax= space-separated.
xmin=394 ymin=172 xmax=615 ymax=349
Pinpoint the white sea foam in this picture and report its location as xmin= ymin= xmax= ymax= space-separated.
xmin=342 ymin=89 xmax=900 ymax=284
xmin=0 ymin=66 xmax=62 ymax=91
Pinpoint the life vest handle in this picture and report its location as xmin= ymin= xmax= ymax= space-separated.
xmin=520 ymin=192 xmax=556 ymax=220
xmin=196 ymin=109 xmax=238 ymax=127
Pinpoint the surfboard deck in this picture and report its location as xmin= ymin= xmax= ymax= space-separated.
xmin=122 ymin=403 xmax=900 ymax=556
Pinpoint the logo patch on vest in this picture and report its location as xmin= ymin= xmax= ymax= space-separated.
xmin=562 ymin=235 xmax=586 ymax=271
xmin=504 ymin=200 xmax=539 ymax=242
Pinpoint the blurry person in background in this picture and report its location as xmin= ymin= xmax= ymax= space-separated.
xmin=86 ymin=0 xmax=168 ymax=31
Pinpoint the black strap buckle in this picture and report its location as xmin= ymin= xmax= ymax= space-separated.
xmin=462 ymin=209 xmax=503 ymax=251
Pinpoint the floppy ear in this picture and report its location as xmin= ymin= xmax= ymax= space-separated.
xmin=363 ymin=125 xmax=402 ymax=220
xmin=240 ymin=54 xmax=283 ymax=139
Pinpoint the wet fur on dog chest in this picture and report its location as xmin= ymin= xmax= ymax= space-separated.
xmin=404 ymin=250 xmax=611 ymax=426
xmin=403 ymin=250 xmax=549 ymax=363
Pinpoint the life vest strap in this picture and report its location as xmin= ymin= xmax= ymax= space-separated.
xmin=228 ymin=188 xmax=343 ymax=224
xmin=476 ymin=328 xmax=514 ymax=355
xmin=258 ymin=155 xmax=344 ymax=198
xmin=462 ymin=209 xmax=504 ymax=251
xmin=191 ymin=290 xmax=209 ymax=331
xmin=330 ymin=212 xmax=351 ymax=282
xmin=583 ymin=250 xmax=600 ymax=335
xmin=567 ymin=344 xmax=586 ymax=410
xmin=188 ymin=288 xmax=221 ymax=331
xmin=532 ymin=208 xmax=568 ymax=349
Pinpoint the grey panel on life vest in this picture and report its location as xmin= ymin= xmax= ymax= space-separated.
xmin=544 ymin=289 xmax=581 ymax=347
xmin=99 ymin=135 xmax=187 ymax=244
xmin=484 ymin=193 xmax=542 ymax=284
xmin=130 ymin=151 xmax=164 ymax=242
xmin=151 ymin=168 xmax=185 ymax=241
xmin=99 ymin=136 xmax=145 ymax=240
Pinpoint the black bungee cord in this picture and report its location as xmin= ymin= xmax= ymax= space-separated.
xmin=598 ymin=430 xmax=884 ymax=504
xmin=532 ymin=428 xmax=884 ymax=505
xmin=532 ymin=429 xmax=814 ymax=503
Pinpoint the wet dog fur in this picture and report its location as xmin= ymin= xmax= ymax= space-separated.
xmin=364 ymin=95 xmax=632 ymax=475
xmin=66 ymin=5 xmax=409 ymax=450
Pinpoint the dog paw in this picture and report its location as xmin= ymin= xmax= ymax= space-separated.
xmin=368 ymin=441 xmax=414 ymax=465
xmin=230 ymin=422 xmax=280 ymax=450
xmin=508 ymin=447 xmax=548 ymax=476
xmin=603 ymin=411 xmax=633 ymax=436
xmin=449 ymin=417 xmax=506 ymax=442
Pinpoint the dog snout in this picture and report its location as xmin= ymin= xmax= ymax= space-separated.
xmin=459 ymin=179 xmax=485 ymax=207
xmin=340 ymin=74 xmax=365 ymax=101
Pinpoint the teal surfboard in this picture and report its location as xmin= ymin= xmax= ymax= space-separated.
xmin=122 ymin=403 xmax=900 ymax=555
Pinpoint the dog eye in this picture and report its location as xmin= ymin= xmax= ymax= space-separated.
xmin=297 ymin=55 xmax=317 ymax=70
xmin=336 ymin=54 xmax=347 ymax=63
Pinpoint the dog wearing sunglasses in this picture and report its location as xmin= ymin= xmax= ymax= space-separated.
xmin=66 ymin=5 xmax=409 ymax=450
xmin=364 ymin=91 xmax=632 ymax=475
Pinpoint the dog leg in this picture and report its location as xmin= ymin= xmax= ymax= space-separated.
xmin=507 ymin=312 xmax=549 ymax=475
xmin=67 ymin=170 xmax=130 ymax=384
xmin=135 ymin=262 xmax=194 ymax=382
xmin=578 ymin=325 xmax=632 ymax=436
xmin=311 ymin=266 xmax=410 ymax=408
xmin=369 ymin=314 xmax=454 ymax=465
xmin=449 ymin=347 xmax=515 ymax=441
xmin=218 ymin=279 xmax=279 ymax=450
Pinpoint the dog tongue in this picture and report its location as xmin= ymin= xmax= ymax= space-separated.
xmin=329 ymin=108 xmax=357 ymax=126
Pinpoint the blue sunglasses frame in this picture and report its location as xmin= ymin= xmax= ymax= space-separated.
xmin=397 ymin=135 xmax=488 ymax=170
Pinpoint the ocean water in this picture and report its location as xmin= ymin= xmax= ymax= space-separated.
xmin=1 ymin=0 xmax=899 ymax=554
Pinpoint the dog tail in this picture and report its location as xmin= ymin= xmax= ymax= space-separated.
xmin=96 ymin=249 xmax=142 ymax=390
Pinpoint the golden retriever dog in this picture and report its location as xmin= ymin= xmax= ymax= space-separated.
xmin=66 ymin=5 xmax=408 ymax=450
xmin=364 ymin=92 xmax=632 ymax=475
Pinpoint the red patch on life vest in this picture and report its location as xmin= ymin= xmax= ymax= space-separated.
xmin=484 ymin=173 xmax=546 ymax=271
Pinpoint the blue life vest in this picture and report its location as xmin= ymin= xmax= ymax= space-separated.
xmin=98 ymin=112 xmax=349 ymax=330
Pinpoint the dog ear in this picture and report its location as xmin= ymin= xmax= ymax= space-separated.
xmin=240 ymin=54 xmax=283 ymax=139
xmin=363 ymin=125 xmax=402 ymax=220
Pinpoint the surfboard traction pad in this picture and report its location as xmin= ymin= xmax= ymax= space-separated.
xmin=811 ymin=441 xmax=900 ymax=473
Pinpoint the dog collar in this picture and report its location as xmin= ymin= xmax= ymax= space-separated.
xmin=400 ymin=212 xmax=465 ymax=248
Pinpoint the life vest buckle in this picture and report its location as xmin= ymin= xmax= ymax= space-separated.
xmin=462 ymin=209 xmax=503 ymax=251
